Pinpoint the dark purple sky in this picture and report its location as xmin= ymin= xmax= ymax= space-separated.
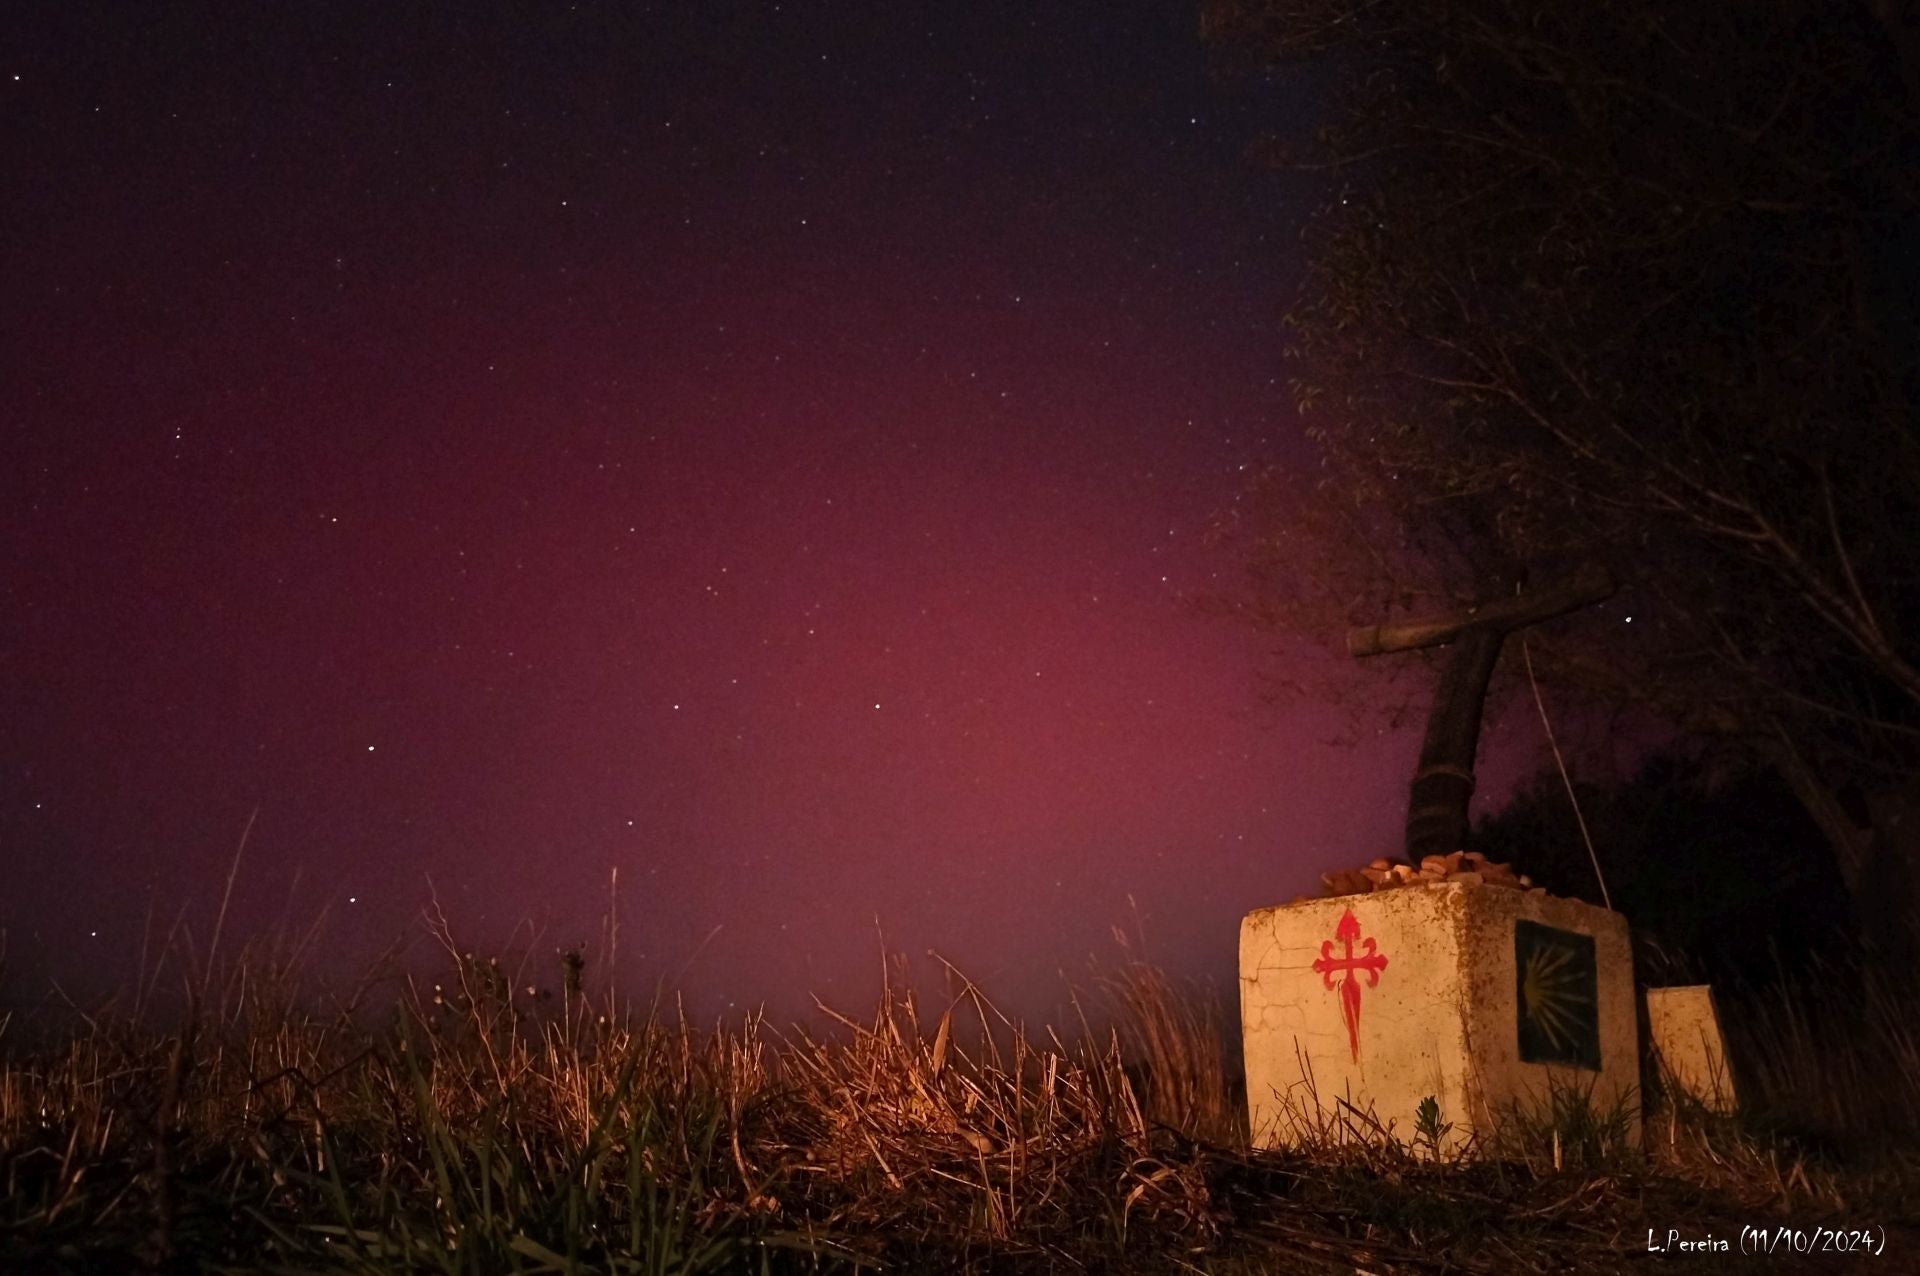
xmin=2 ymin=3 xmax=1544 ymax=1018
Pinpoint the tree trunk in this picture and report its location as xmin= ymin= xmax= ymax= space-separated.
xmin=1405 ymin=625 xmax=1507 ymax=862
xmin=1772 ymin=741 xmax=1920 ymax=964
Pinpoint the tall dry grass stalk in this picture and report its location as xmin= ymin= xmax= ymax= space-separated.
xmin=1092 ymin=945 xmax=1245 ymax=1149
xmin=1734 ymin=958 xmax=1920 ymax=1141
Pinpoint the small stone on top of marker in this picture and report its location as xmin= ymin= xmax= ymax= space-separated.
xmin=1315 ymin=849 xmax=1542 ymax=898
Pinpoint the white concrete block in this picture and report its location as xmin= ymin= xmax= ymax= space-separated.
xmin=1644 ymin=985 xmax=1738 ymax=1114
xmin=1240 ymin=882 xmax=1639 ymax=1154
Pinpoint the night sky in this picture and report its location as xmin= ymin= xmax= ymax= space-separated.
xmin=2 ymin=3 xmax=1545 ymax=1019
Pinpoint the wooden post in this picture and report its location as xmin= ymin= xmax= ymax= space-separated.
xmin=1349 ymin=565 xmax=1615 ymax=863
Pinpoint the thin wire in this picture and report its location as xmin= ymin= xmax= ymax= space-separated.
xmin=1520 ymin=637 xmax=1612 ymax=910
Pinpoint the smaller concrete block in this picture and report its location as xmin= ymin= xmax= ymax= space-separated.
xmin=1644 ymin=985 xmax=1738 ymax=1114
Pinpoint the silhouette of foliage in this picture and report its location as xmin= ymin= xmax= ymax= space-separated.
xmin=1472 ymin=753 xmax=1854 ymax=983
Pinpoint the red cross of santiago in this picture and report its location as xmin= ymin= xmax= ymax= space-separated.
xmin=1313 ymin=907 xmax=1389 ymax=1062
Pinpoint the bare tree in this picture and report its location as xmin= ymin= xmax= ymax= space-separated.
xmin=1204 ymin=0 xmax=1920 ymax=950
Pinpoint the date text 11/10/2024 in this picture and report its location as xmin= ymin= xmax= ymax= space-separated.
xmin=1648 ymin=1227 xmax=1887 ymax=1257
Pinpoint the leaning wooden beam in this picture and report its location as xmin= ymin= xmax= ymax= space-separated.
xmin=1346 ymin=564 xmax=1616 ymax=657
xmin=1345 ymin=564 xmax=1616 ymax=862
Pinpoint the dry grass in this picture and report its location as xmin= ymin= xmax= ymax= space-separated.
xmin=1725 ymin=956 xmax=1920 ymax=1146
xmin=3 ymin=911 xmax=1918 ymax=1273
